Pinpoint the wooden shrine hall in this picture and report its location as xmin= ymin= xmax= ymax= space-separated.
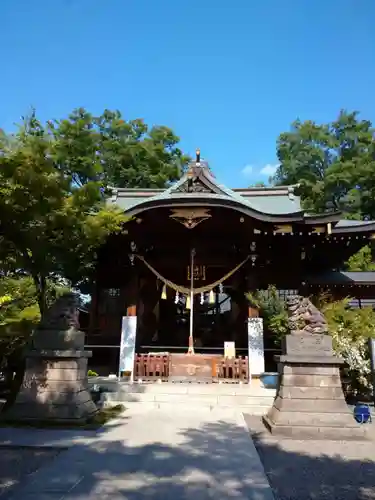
xmin=86 ymin=150 xmax=375 ymax=382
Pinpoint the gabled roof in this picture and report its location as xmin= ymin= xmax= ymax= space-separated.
xmin=108 ymin=157 xmax=306 ymax=222
xmin=107 ymin=154 xmax=375 ymax=229
xmin=109 ymin=184 xmax=304 ymax=217
xmin=305 ymin=271 xmax=375 ymax=285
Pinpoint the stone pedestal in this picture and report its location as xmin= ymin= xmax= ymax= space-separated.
xmin=263 ymin=334 xmax=368 ymax=440
xmin=2 ymin=294 xmax=98 ymax=423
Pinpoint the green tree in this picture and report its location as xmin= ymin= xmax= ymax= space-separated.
xmin=246 ymin=285 xmax=289 ymax=343
xmin=0 ymin=107 xmax=189 ymax=314
xmin=97 ymin=111 xmax=190 ymax=188
xmin=273 ymin=110 xmax=375 ymax=218
xmin=0 ymin=111 xmax=126 ymax=315
xmin=52 ymin=108 xmax=189 ymax=189
xmin=321 ymin=295 xmax=375 ymax=396
xmin=0 ymin=276 xmax=70 ymax=369
xmin=273 ymin=110 xmax=375 ymax=271
xmin=345 ymin=245 xmax=375 ymax=271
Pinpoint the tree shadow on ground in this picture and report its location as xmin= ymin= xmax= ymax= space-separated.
xmin=247 ymin=416 xmax=375 ymax=500
xmin=0 ymin=416 xmax=126 ymax=499
xmin=2 ymin=416 xmax=272 ymax=500
xmin=2 ymin=413 xmax=375 ymax=500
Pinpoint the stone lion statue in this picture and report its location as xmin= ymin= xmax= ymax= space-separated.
xmin=38 ymin=292 xmax=80 ymax=331
xmin=286 ymin=295 xmax=328 ymax=335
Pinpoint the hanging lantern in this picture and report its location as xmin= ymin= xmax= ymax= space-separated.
xmin=186 ymin=295 xmax=191 ymax=309
xmin=161 ymin=284 xmax=167 ymax=300
xmin=209 ymin=290 xmax=215 ymax=304
xmin=200 ymin=292 xmax=204 ymax=305
xmin=174 ymin=291 xmax=179 ymax=304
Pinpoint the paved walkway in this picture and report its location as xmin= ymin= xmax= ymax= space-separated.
xmin=2 ymin=408 xmax=274 ymax=500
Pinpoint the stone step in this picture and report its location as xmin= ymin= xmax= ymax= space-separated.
xmin=91 ymin=379 xmax=275 ymax=397
xmin=101 ymin=399 xmax=273 ymax=416
xmin=100 ymin=386 xmax=276 ymax=416
xmin=94 ymin=380 xmax=276 ymax=416
xmin=101 ymin=391 xmax=274 ymax=405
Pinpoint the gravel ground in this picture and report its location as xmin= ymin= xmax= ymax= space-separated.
xmin=0 ymin=447 xmax=61 ymax=498
xmin=244 ymin=415 xmax=375 ymax=500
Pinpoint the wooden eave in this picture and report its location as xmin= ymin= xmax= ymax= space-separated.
xmin=304 ymin=271 xmax=375 ymax=286
xmin=123 ymin=196 xmax=307 ymax=223
xmin=332 ymin=222 xmax=375 ymax=234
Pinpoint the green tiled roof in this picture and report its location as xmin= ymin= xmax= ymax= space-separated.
xmin=108 ymin=161 xmax=303 ymax=217
xmin=107 ymin=159 xmax=375 ymax=230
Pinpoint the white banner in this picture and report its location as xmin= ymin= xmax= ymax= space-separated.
xmin=119 ymin=316 xmax=137 ymax=379
xmin=248 ymin=317 xmax=265 ymax=377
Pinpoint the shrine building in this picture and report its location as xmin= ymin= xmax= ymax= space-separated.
xmin=86 ymin=150 xmax=375 ymax=383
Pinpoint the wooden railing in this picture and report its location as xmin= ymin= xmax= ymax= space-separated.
xmin=134 ymin=353 xmax=250 ymax=383
xmin=216 ymin=356 xmax=249 ymax=383
xmin=134 ymin=353 xmax=170 ymax=381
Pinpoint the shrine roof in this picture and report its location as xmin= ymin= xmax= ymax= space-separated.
xmin=109 ymin=185 xmax=303 ymax=216
xmin=107 ymin=152 xmax=375 ymax=229
xmin=305 ymin=271 xmax=375 ymax=286
xmin=108 ymin=156 xmax=305 ymax=219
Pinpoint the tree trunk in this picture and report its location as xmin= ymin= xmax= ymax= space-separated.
xmin=33 ymin=273 xmax=47 ymax=317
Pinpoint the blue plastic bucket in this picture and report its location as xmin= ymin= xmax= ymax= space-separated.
xmin=260 ymin=372 xmax=279 ymax=389
xmin=353 ymin=403 xmax=372 ymax=424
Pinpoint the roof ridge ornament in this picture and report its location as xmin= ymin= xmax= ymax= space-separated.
xmin=186 ymin=148 xmax=201 ymax=180
xmin=287 ymin=186 xmax=295 ymax=201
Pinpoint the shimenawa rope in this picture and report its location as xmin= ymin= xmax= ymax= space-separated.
xmin=134 ymin=254 xmax=250 ymax=295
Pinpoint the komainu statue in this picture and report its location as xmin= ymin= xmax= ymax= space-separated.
xmin=2 ymin=292 xmax=97 ymax=423
xmin=286 ymin=295 xmax=328 ymax=335
xmin=38 ymin=292 xmax=80 ymax=331
xmin=31 ymin=292 xmax=83 ymax=351
xmin=263 ymin=294 xmax=367 ymax=440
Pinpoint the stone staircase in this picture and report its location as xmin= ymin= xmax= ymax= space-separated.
xmin=96 ymin=380 xmax=276 ymax=416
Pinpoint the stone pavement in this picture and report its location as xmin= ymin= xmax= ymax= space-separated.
xmin=2 ymin=408 xmax=274 ymax=500
xmin=245 ymin=415 xmax=375 ymax=500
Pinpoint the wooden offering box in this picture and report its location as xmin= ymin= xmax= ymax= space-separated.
xmin=169 ymin=353 xmax=221 ymax=383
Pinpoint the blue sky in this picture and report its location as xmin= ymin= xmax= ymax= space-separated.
xmin=1 ymin=0 xmax=375 ymax=187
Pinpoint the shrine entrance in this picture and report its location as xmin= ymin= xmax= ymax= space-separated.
xmin=133 ymin=245 xmax=251 ymax=383
xmin=155 ymin=285 xmax=246 ymax=353
xmin=135 ymin=246 xmax=250 ymax=356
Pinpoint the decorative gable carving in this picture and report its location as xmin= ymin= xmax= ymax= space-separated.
xmin=174 ymin=177 xmax=214 ymax=194
xmin=169 ymin=208 xmax=211 ymax=229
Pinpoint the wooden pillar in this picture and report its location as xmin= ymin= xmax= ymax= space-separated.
xmin=127 ymin=304 xmax=137 ymax=317
xmin=248 ymin=306 xmax=259 ymax=318
xmin=125 ymin=272 xmax=138 ymax=317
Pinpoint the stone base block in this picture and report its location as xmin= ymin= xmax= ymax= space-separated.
xmin=4 ymin=399 xmax=97 ymax=423
xmin=264 ymin=335 xmax=369 ymax=441
xmin=267 ymin=405 xmax=362 ymax=428
xmin=263 ymin=415 xmax=369 ymax=441
xmin=2 ymin=354 xmax=97 ymax=423
xmin=272 ymin=395 xmax=349 ymax=413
